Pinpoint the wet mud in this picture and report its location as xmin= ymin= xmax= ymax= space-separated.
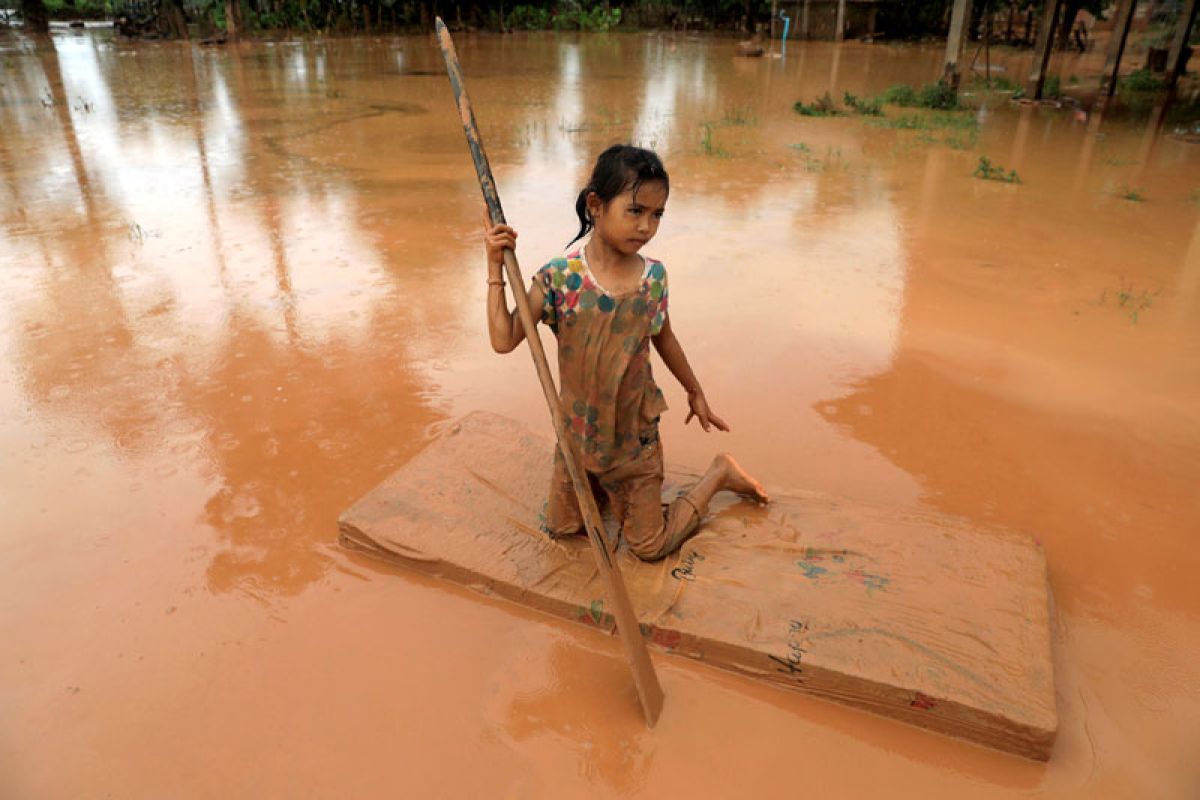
xmin=1 ymin=28 xmax=1198 ymax=798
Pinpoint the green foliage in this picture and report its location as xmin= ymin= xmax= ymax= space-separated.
xmin=880 ymin=80 xmax=961 ymax=111
xmin=973 ymin=156 xmax=1021 ymax=183
xmin=843 ymin=91 xmax=883 ymax=116
xmin=879 ymin=84 xmax=919 ymax=106
xmin=1043 ymin=74 xmax=1062 ymax=99
xmin=508 ymin=1 xmax=622 ymax=31
xmin=916 ymin=79 xmax=961 ymax=110
xmin=1120 ymin=69 xmax=1166 ymax=92
xmin=793 ymin=92 xmax=843 ymax=117
xmin=508 ymin=4 xmax=551 ymax=29
xmin=557 ymin=3 xmax=622 ymax=31
xmin=43 ymin=0 xmax=114 ymax=18
xmin=1117 ymin=185 xmax=1145 ymax=201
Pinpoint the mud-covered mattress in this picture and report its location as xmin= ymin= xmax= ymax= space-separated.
xmin=338 ymin=411 xmax=1057 ymax=760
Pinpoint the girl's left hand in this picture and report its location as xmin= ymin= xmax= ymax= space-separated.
xmin=685 ymin=390 xmax=730 ymax=433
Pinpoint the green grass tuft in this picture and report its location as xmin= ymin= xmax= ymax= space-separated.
xmin=793 ymin=92 xmax=843 ymax=117
xmin=843 ymin=91 xmax=883 ymax=116
xmin=973 ymin=156 xmax=1021 ymax=183
xmin=699 ymin=123 xmax=730 ymax=158
xmin=1119 ymin=69 xmax=1166 ymax=92
xmin=880 ymin=80 xmax=962 ymax=110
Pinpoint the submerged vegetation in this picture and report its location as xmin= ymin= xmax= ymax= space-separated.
xmin=842 ymin=91 xmax=883 ymax=117
xmin=1119 ymin=68 xmax=1167 ymax=93
xmin=699 ymin=123 xmax=730 ymax=157
xmin=1101 ymin=279 xmax=1160 ymax=324
xmin=880 ymin=80 xmax=962 ymax=111
xmin=1117 ymin=185 xmax=1146 ymax=202
xmin=973 ymin=156 xmax=1021 ymax=183
xmin=795 ymin=81 xmax=972 ymax=120
xmin=793 ymin=92 xmax=843 ymax=118
xmin=794 ymin=81 xmax=981 ymax=154
xmin=871 ymin=111 xmax=977 ymax=131
xmin=790 ymin=144 xmax=847 ymax=173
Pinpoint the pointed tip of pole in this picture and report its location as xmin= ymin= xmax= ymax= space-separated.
xmin=435 ymin=16 xmax=446 ymax=32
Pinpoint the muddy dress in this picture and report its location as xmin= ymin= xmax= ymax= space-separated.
xmin=535 ymin=248 xmax=703 ymax=560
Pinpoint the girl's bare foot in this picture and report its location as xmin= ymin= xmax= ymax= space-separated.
xmin=716 ymin=453 xmax=769 ymax=504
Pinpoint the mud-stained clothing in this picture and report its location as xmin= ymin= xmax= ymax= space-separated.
xmin=534 ymin=248 xmax=705 ymax=560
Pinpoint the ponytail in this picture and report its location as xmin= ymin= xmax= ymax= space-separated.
xmin=570 ymin=185 xmax=594 ymax=247
xmin=567 ymin=144 xmax=669 ymax=248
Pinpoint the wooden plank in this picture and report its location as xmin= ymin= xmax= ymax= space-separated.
xmin=339 ymin=412 xmax=1058 ymax=760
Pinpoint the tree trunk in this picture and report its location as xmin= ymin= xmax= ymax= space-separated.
xmin=21 ymin=0 xmax=49 ymax=35
xmin=225 ymin=0 xmax=243 ymax=40
xmin=164 ymin=0 xmax=189 ymax=38
xmin=1056 ymin=1 xmax=1079 ymax=51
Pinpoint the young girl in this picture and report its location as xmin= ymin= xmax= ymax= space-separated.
xmin=483 ymin=144 xmax=768 ymax=561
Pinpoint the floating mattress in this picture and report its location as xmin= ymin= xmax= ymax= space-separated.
xmin=338 ymin=411 xmax=1057 ymax=760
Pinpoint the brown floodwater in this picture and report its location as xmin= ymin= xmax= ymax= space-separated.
xmin=2 ymin=27 xmax=1198 ymax=798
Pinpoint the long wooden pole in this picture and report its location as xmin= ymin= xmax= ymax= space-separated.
xmin=434 ymin=18 xmax=665 ymax=728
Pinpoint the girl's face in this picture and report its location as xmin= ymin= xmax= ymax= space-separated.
xmin=587 ymin=179 xmax=668 ymax=257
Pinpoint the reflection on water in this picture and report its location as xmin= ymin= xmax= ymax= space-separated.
xmin=1 ymin=33 xmax=444 ymax=600
xmin=1 ymin=27 xmax=1198 ymax=798
xmin=491 ymin=639 xmax=654 ymax=793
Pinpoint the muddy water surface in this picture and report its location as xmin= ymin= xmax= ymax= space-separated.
xmin=1 ymin=29 xmax=1198 ymax=798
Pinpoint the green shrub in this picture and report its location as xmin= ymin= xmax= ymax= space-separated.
xmin=843 ymin=91 xmax=883 ymax=116
xmin=793 ymin=92 xmax=843 ymax=117
xmin=509 ymin=4 xmax=551 ymax=29
xmin=917 ymin=79 xmax=961 ymax=110
xmin=879 ymin=80 xmax=961 ymax=110
xmin=880 ymin=84 xmax=919 ymax=105
xmin=1120 ymin=68 xmax=1166 ymax=92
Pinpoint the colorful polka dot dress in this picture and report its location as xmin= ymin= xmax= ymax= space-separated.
xmin=534 ymin=248 xmax=669 ymax=472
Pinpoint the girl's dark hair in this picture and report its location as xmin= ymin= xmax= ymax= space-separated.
xmin=569 ymin=144 xmax=669 ymax=246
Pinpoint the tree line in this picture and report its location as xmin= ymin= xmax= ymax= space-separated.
xmin=9 ymin=0 xmax=1114 ymax=45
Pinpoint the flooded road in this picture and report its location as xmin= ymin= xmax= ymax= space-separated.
xmin=2 ymin=28 xmax=1198 ymax=797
